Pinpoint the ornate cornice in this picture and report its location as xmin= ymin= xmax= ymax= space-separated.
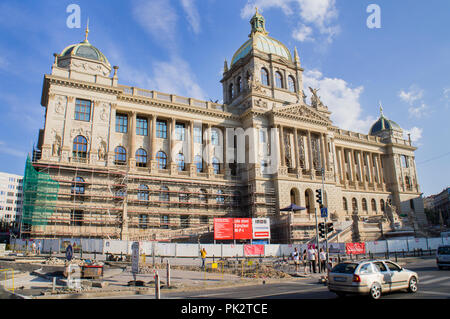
xmin=271 ymin=103 xmax=331 ymax=127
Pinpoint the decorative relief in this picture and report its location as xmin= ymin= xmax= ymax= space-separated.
xmin=71 ymin=127 xmax=91 ymax=141
xmin=97 ymin=137 xmax=107 ymax=161
xmin=54 ymin=95 xmax=67 ymax=115
xmin=52 ymin=130 xmax=62 ymax=156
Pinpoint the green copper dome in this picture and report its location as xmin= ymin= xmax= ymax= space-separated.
xmin=369 ymin=106 xmax=402 ymax=135
xmin=231 ymin=9 xmax=292 ymax=66
xmin=60 ymin=23 xmax=111 ymax=67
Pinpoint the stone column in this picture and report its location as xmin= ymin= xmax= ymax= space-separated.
xmin=319 ymin=133 xmax=327 ymax=173
xmin=169 ymin=118 xmax=177 ymax=174
xmin=128 ymin=111 xmax=137 ymax=168
xmin=107 ymin=103 xmax=117 ymax=167
xmin=149 ymin=115 xmax=157 ymax=172
xmin=188 ymin=120 xmax=196 ymax=176
xmin=324 ymin=133 xmax=330 ymax=171
xmin=293 ymin=128 xmax=301 ymax=176
xmin=377 ymin=154 xmax=385 ymax=190
xmin=340 ymin=148 xmax=346 ymax=183
xmin=279 ymin=125 xmax=286 ymax=167
xmin=307 ymin=131 xmax=315 ymax=179
xmin=349 ymin=149 xmax=356 ymax=184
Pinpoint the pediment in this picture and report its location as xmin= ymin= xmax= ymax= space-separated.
xmin=272 ymin=103 xmax=331 ymax=126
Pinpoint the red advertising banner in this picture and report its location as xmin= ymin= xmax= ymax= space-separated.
xmin=244 ymin=244 xmax=264 ymax=256
xmin=233 ymin=218 xmax=253 ymax=240
xmin=214 ymin=218 xmax=234 ymax=240
xmin=346 ymin=242 xmax=366 ymax=255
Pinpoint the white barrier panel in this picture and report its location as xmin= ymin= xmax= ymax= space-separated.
xmin=427 ymin=237 xmax=444 ymax=249
xmin=176 ymin=244 xmax=201 ymax=257
xmin=443 ymin=236 xmax=450 ymax=245
xmin=140 ymin=241 xmax=153 ymax=255
xmin=199 ymin=244 xmax=221 ymax=258
xmin=387 ymin=239 xmax=408 ymax=252
xmin=43 ymin=239 xmax=60 ymax=253
xmin=104 ymin=239 xmax=128 ymax=254
xmin=366 ymin=240 xmax=388 ymax=254
xmin=265 ymin=245 xmax=281 ymax=257
xmin=156 ymin=243 xmax=176 ymax=256
xmin=407 ymin=238 xmax=427 ymax=251
xmin=222 ymin=244 xmax=244 ymax=257
xmin=80 ymin=239 xmax=103 ymax=253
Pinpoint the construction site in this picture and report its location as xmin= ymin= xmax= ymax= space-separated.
xmin=21 ymin=153 xmax=280 ymax=242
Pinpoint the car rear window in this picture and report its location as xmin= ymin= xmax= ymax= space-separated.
xmin=331 ymin=263 xmax=358 ymax=274
xmin=438 ymin=246 xmax=450 ymax=255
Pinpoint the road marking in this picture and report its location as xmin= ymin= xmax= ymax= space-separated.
xmin=420 ymin=277 xmax=450 ymax=285
xmin=419 ymin=290 xmax=450 ymax=297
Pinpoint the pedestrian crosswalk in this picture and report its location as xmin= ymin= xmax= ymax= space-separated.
xmin=419 ymin=274 xmax=450 ymax=286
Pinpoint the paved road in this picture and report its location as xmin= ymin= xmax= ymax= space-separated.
xmin=113 ymin=258 xmax=450 ymax=299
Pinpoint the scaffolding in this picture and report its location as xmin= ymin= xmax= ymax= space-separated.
xmin=21 ymin=154 xmax=268 ymax=241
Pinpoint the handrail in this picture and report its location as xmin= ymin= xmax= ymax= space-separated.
xmin=0 ymin=269 xmax=14 ymax=293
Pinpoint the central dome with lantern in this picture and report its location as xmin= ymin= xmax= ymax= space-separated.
xmin=230 ymin=8 xmax=292 ymax=66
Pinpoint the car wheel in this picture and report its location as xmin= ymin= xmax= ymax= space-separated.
xmin=408 ymin=276 xmax=418 ymax=293
xmin=369 ymin=283 xmax=382 ymax=300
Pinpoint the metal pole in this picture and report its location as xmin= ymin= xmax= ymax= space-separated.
xmin=155 ymin=271 xmax=160 ymax=299
xmin=166 ymin=261 xmax=171 ymax=288
xmin=314 ymin=207 xmax=319 ymax=272
xmin=322 ymin=167 xmax=329 ymax=271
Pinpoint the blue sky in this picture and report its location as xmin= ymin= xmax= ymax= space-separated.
xmin=0 ymin=0 xmax=448 ymax=196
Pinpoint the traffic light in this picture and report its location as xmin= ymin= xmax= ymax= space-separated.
xmin=315 ymin=189 xmax=322 ymax=205
xmin=326 ymin=222 xmax=334 ymax=233
xmin=318 ymin=222 xmax=325 ymax=238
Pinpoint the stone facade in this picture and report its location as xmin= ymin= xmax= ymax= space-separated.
xmin=26 ymin=12 xmax=427 ymax=243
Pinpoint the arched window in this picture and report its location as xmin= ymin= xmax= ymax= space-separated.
xmin=362 ymin=198 xmax=368 ymax=212
xmin=71 ymin=177 xmax=85 ymax=194
xmin=237 ymin=76 xmax=242 ymax=93
xmin=288 ymin=75 xmax=296 ymax=92
xmin=371 ymin=199 xmax=377 ymax=212
xmin=228 ymin=83 xmax=234 ymax=100
xmin=405 ymin=176 xmax=411 ymax=189
xmin=156 ymin=151 xmax=167 ymax=169
xmin=380 ymin=199 xmax=385 ymax=212
xmin=159 ymin=186 xmax=169 ymax=203
xmin=176 ymin=153 xmax=185 ymax=171
xmin=261 ymin=68 xmax=269 ymax=86
xmin=179 ymin=188 xmax=189 ymax=203
xmin=212 ymin=157 xmax=220 ymax=174
xmin=137 ymin=184 xmax=149 ymax=201
xmin=73 ymin=135 xmax=88 ymax=159
xmin=275 ymin=71 xmax=283 ymax=89
xmin=211 ymin=129 xmax=220 ymax=145
xmin=114 ymin=146 xmax=127 ymax=165
xmin=136 ymin=148 xmax=147 ymax=167
xmin=343 ymin=197 xmax=348 ymax=211
xmin=216 ymin=189 xmax=224 ymax=204
xmin=199 ymin=189 xmax=208 ymax=203
xmin=352 ymin=198 xmax=358 ymax=213
xmin=290 ymin=188 xmax=300 ymax=206
xmin=194 ymin=155 xmax=203 ymax=173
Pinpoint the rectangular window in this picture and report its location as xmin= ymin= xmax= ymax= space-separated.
xmin=70 ymin=210 xmax=83 ymax=226
xmin=136 ymin=117 xmax=148 ymax=136
xmin=194 ymin=127 xmax=202 ymax=144
xmin=161 ymin=215 xmax=169 ymax=229
xmin=75 ymin=99 xmax=91 ymax=122
xmin=156 ymin=120 xmax=167 ymax=139
xmin=139 ymin=214 xmax=148 ymax=229
xmin=175 ymin=123 xmax=185 ymax=141
xmin=116 ymin=113 xmax=128 ymax=133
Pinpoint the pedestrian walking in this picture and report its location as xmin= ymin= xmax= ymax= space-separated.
xmin=200 ymin=248 xmax=207 ymax=270
xmin=319 ymin=248 xmax=327 ymax=273
xmin=292 ymin=248 xmax=300 ymax=272
xmin=31 ymin=241 xmax=36 ymax=254
xmin=302 ymin=249 xmax=308 ymax=274
xmin=307 ymin=245 xmax=317 ymax=273
xmin=37 ymin=240 xmax=42 ymax=255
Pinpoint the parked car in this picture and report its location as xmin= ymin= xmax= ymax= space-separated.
xmin=436 ymin=245 xmax=450 ymax=270
xmin=328 ymin=260 xmax=419 ymax=299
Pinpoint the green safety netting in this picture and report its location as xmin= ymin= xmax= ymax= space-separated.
xmin=22 ymin=156 xmax=59 ymax=227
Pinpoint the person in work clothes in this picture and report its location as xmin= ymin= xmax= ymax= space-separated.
xmin=200 ymin=248 xmax=207 ymax=270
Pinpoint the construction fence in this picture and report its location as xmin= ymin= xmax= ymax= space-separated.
xmin=10 ymin=236 xmax=450 ymax=258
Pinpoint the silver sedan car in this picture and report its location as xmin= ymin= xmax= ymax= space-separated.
xmin=328 ymin=259 xmax=419 ymax=299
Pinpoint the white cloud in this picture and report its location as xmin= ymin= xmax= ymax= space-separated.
xmin=399 ymin=86 xmax=423 ymax=104
xmin=303 ymin=69 xmax=374 ymax=133
xmin=0 ymin=141 xmax=26 ymax=158
xmin=132 ymin=0 xmax=178 ymax=50
xmin=443 ymin=87 xmax=450 ymax=108
xmin=398 ymin=85 xmax=429 ymax=118
xmin=403 ymin=127 xmax=423 ymax=143
xmin=241 ymin=0 xmax=340 ymax=43
xmin=180 ymin=0 xmax=201 ymax=34
xmin=292 ymin=24 xmax=313 ymax=42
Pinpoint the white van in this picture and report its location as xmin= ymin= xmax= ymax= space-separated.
xmin=436 ymin=245 xmax=450 ymax=270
